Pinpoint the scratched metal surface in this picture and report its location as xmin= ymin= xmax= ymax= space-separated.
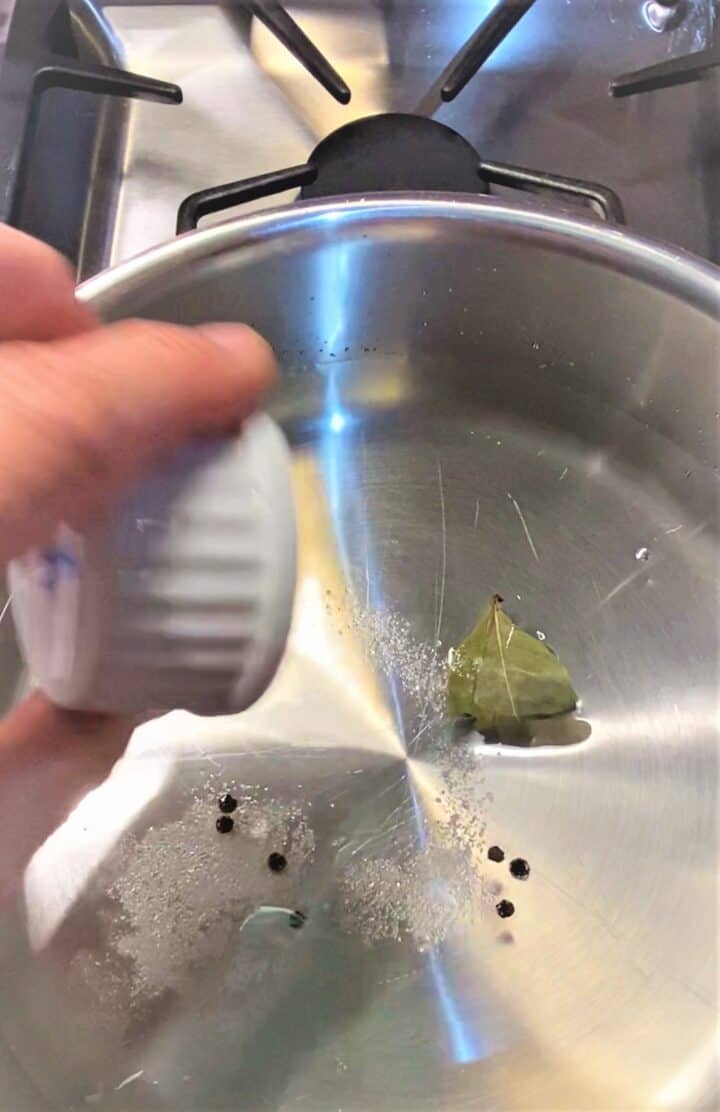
xmin=0 ymin=198 xmax=716 ymax=1110
xmin=0 ymin=1 xmax=717 ymax=1107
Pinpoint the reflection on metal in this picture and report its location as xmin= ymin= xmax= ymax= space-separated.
xmin=0 ymin=197 xmax=717 ymax=1108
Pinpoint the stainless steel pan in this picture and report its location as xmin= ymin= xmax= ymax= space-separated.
xmin=0 ymin=196 xmax=717 ymax=1110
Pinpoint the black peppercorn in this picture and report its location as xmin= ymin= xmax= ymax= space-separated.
xmin=288 ymin=910 xmax=306 ymax=929
xmin=510 ymin=857 xmax=530 ymax=880
xmin=268 ymin=852 xmax=287 ymax=873
xmin=218 ymin=793 xmax=237 ymax=814
xmin=488 ymin=845 xmax=505 ymax=863
xmin=496 ymin=899 xmax=515 ymax=919
xmin=216 ymin=815 xmax=234 ymax=834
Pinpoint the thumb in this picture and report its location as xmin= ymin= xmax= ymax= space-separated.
xmin=0 ymin=319 xmax=276 ymax=564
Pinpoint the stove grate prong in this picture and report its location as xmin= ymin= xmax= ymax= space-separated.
xmin=440 ymin=0 xmax=538 ymax=102
xmin=611 ymin=45 xmax=719 ymax=97
xmin=33 ymin=59 xmax=182 ymax=103
xmin=249 ymin=1 xmax=351 ymax=104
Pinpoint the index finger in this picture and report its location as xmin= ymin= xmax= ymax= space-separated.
xmin=0 ymin=224 xmax=96 ymax=341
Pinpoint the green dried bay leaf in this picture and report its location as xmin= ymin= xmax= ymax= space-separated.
xmin=447 ymin=594 xmax=577 ymax=731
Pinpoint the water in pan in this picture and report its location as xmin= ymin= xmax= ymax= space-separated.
xmin=0 ymin=356 xmax=716 ymax=1109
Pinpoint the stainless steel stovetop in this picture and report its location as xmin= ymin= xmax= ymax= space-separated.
xmin=0 ymin=0 xmax=718 ymax=279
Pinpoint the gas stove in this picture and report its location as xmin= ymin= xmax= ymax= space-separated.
xmin=0 ymin=0 xmax=718 ymax=282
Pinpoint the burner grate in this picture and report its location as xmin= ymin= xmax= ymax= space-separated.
xmin=0 ymin=0 xmax=352 ymax=238
xmin=611 ymin=0 xmax=718 ymax=96
xmin=439 ymin=0 xmax=538 ymax=103
xmin=177 ymin=114 xmax=624 ymax=234
xmin=249 ymin=0 xmax=350 ymax=104
xmin=177 ymin=0 xmax=623 ymax=239
xmin=0 ymin=0 xmax=181 ymax=232
xmin=611 ymin=43 xmax=719 ymax=97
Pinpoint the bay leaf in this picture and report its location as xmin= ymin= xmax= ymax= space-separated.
xmin=447 ymin=594 xmax=577 ymax=730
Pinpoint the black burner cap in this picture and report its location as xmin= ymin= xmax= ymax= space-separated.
xmin=302 ymin=113 xmax=487 ymax=199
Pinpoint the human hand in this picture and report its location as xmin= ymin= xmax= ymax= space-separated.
xmin=0 ymin=223 xmax=276 ymax=565
xmin=0 ymin=224 xmax=276 ymax=902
